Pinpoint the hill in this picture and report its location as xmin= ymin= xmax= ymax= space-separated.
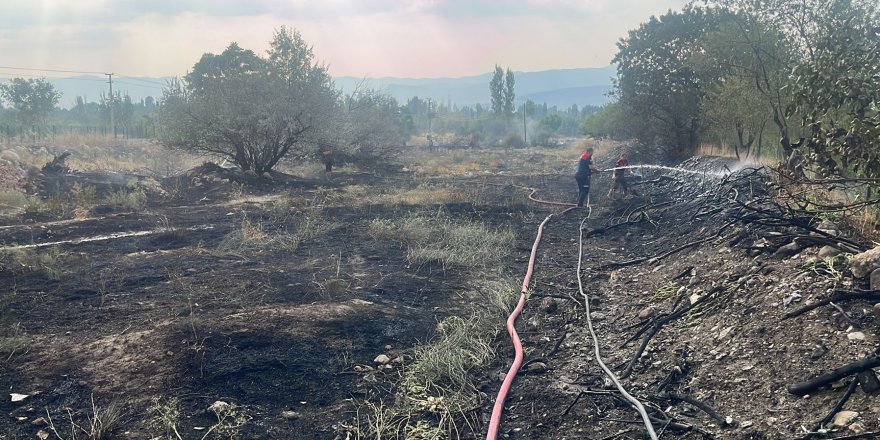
xmin=334 ymin=66 xmax=616 ymax=108
xmin=38 ymin=66 xmax=616 ymax=109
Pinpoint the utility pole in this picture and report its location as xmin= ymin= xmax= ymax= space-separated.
xmin=105 ymin=73 xmax=116 ymax=138
xmin=523 ymin=104 xmax=527 ymax=145
xmin=427 ymin=98 xmax=433 ymax=152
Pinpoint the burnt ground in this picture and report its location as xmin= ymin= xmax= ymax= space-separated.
xmin=1 ymin=152 xmax=879 ymax=439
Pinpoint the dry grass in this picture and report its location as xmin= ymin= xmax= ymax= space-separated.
xmin=403 ymin=137 xmax=613 ymax=178
xmin=368 ymin=213 xmax=514 ymax=269
xmin=217 ymin=205 xmax=335 ymax=256
xmin=344 ymin=280 xmax=518 ymax=438
xmin=0 ymin=246 xmax=65 ymax=279
xmin=2 ymin=134 xmax=198 ymax=175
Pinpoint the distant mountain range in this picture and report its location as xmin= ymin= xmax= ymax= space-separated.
xmin=334 ymin=66 xmax=616 ymax=109
xmin=42 ymin=65 xmax=616 ymax=109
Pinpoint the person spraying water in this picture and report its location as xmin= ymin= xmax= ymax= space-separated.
xmin=607 ymin=152 xmax=636 ymax=198
xmin=575 ymin=146 xmax=601 ymax=207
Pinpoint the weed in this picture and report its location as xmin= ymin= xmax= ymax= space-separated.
xmin=202 ymin=400 xmax=250 ymax=440
xmin=0 ymin=189 xmax=28 ymax=209
xmin=215 ymin=215 xmax=270 ymax=255
xmin=0 ymin=322 xmax=28 ymax=361
xmin=1 ymin=246 xmax=65 ymax=279
xmin=147 ymin=397 xmax=185 ymax=440
xmin=70 ymin=182 xmax=97 ymax=218
xmin=45 ymin=395 xmax=124 ymax=440
xmin=104 ymin=187 xmax=147 ymax=211
xmin=86 ymin=397 xmax=124 ymax=440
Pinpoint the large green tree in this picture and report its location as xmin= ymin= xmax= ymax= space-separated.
xmin=155 ymin=27 xmax=338 ymax=174
xmin=704 ymin=0 xmax=880 ymax=177
xmin=0 ymin=78 xmax=61 ymax=127
xmin=613 ymin=7 xmax=719 ymax=158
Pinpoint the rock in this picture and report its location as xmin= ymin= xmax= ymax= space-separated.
xmin=809 ymin=342 xmax=828 ymax=360
xmin=689 ymin=293 xmax=702 ymax=305
xmin=741 ymin=421 xmax=753 ymax=428
xmin=857 ymin=370 xmax=880 ymax=394
xmin=637 ymin=306 xmax=655 ymax=320
xmin=871 ymin=269 xmax=880 ymax=291
xmin=773 ymin=242 xmax=801 ymax=259
xmin=873 ymin=303 xmax=880 ymax=322
xmin=848 ymin=332 xmax=866 ymax=341
xmin=718 ymin=326 xmax=734 ymax=340
xmin=819 ymin=245 xmax=842 ymax=259
xmin=281 ymin=410 xmax=299 ymax=420
xmin=261 ymin=172 xmax=273 ymax=180
xmin=10 ymin=393 xmax=28 ymax=402
xmin=353 ymin=365 xmax=374 ymax=372
xmin=374 ymin=354 xmax=391 ymax=365
xmin=832 ymin=410 xmax=859 ymax=427
xmin=541 ymin=297 xmax=558 ymax=314
xmin=851 ymin=246 xmax=880 ymax=279
xmin=383 ymin=344 xmax=393 ymax=350
xmin=37 ymin=429 xmax=49 ymax=440
xmin=392 ymin=356 xmax=405 ymax=365
xmin=524 ymin=362 xmax=548 ymax=373
xmin=591 ymin=312 xmax=607 ymax=321
xmin=31 ymin=417 xmax=47 ymax=426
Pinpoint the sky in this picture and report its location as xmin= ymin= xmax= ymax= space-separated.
xmin=0 ymin=0 xmax=690 ymax=79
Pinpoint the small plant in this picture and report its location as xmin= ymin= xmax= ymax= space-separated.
xmin=0 ymin=322 xmax=28 ymax=361
xmin=104 ymin=187 xmax=147 ymax=211
xmin=70 ymin=182 xmax=97 ymax=218
xmin=86 ymin=397 xmax=124 ymax=440
xmin=201 ymin=400 xmax=250 ymax=440
xmin=0 ymin=189 xmax=28 ymax=209
xmin=215 ymin=215 xmax=269 ymax=255
xmin=147 ymin=397 xmax=184 ymax=440
xmin=2 ymin=246 xmax=64 ymax=279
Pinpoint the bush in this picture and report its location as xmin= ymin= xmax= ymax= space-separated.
xmin=500 ymin=134 xmax=526 ymax=149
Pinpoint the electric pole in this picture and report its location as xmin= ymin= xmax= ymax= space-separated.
xmin=427 ymin=98 xmax=433 ymax=152
xmin=105 ymin=73 xmax=115 ymax=138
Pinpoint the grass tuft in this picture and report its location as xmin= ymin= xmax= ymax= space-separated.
xmin=369 ymin=213 xmax=514 ymax=269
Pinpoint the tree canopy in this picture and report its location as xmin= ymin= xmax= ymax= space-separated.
xmin=609 ymin=0 xmax=880 ymax=177
xmin=0 ymin=78 xmax=61 ymax=127
xmin=154 ymin=27 xmax=339 ymax=174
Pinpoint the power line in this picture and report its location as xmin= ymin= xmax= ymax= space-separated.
xmin=0 ymin=71 xmax=105 ymax=82
xmin=118 ymin=76 xmax=168 ymax=87
xmin=0 ymin=65 xmax=106 ymax=75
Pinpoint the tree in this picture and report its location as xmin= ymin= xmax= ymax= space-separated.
xmin=704 ymin=0 xmax=880 ymax=177
xmin=0 ymin=78 xmax=61 ymax=127
xmin=489 ymin=65 xmax=505 ymax=116
xmin=504 ymin=68 xmax=516 ymax=117
xmin=613 ymin=7 xmax=719 ymax=158
xmin=154 ymin=28 xmax=339 ymax=174
xmin=789 ymin=0 xmax=880 ymax=177
xmin=338 ymin=87 xmax=406 ymax=167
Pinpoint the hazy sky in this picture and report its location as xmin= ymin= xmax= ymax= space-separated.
xmin=0 ymin=0 xmax=690 ymax=79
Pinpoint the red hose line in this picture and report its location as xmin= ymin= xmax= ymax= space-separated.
xmin=527 ymin=188 xmax=579 ymax=207
xmin=486 ymin=188 xmax=583 ymax=439
xmin=486 ymin=213 xmax=552 ymax=440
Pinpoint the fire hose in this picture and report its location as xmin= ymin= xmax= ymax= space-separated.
xmin=486 ymin=189 xmax=657 ymax=440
